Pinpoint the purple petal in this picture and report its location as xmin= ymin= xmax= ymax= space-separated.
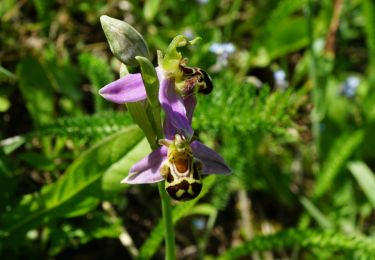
xmin=191 ymin=141 xmax=231 ymax=175
xmin=184 ymin=95 xmax=197 ymax=124
xmin=122 ymin=146 xmax=168 ymax=184
xmin=163 ymin=118 xmax=175 ymax=140
xmin=159 ymin=77 xmax=193 ymax=139
xmin=163 ymin=95 xmax=197 ymax=139
xmin=99 ymin=73 xmax=147 ymax=104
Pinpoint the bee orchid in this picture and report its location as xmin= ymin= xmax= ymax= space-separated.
xmin=100 ymin=67 xmax=231 ymax=200
xmin=99 ymin=35 xmax=231 ymax=200
xmin=123 ymin=133 xmax=231 ymax=200
xmin=99 ymin=35 xmax=212 ymax=140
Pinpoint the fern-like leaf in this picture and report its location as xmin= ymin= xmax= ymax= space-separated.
xmin=79 ymin=52 xmax=114 ymax=112
xmin=314 ymin=130 xmax=364 ymax=199
xmin=218 ymin=228 xmax=375 ymax=259
xmin=195 ymin=77 xmax=303 ymax=137
xmin=32 ymin=111 xmax=134 ymax=140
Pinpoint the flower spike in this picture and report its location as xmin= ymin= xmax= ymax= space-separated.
xmin=98 ymin=28 xmax=231 ymax=201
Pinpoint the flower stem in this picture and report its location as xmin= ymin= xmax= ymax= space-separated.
xmin=158 ymin=182 xmax=176 ymax=260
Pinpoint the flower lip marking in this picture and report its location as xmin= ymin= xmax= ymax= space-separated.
xmin=174 ymin=158 xmax=189 ymax=173
xmin=160 ymin=134 xmax=203 ymax=201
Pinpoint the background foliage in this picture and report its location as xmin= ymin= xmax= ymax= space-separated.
xmin=1 ymin=0 xmax=375 ymax=259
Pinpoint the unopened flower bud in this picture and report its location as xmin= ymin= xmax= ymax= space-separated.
xmin=100 ymin=15 xmax=149 ymax=66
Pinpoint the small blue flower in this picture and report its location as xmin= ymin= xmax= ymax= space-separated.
xmin=273 ymin=69 xmax=288 ymax=90
xmin=319 ymin=123 xmax=326 ymax=133
xmin=209 ymin=43 xmax=235 ymax=55
xmin=193 ymin=218 xmax=206 ymax=230
xmin=196 ymin=0 xmax=209 ymax=5
xmin=183 ymin=28 xmax=194 ymax=40
xmin=209 ymin=42 xmax=235 ymax=69
xmin=341 ymin=76 xmax=360 ymax=98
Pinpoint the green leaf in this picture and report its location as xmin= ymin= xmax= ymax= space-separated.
xmin=299 ymin=196 xmax=333 ymax=229
xmin=0 ymin=96 xmax=10 ymax=112
xmin=19 ymin=152 xmax=54 ymax=171
xmin=16 ymin=57 xmax=54 ymax=126
xmin=0 ymin=65 xmax=16 ymax=83
xmin=32 ymin=0 xmax=54 ymax=21
xmin=136 ymin=56 xmax=163 ymax=138
xmin=0 ymin=126 xmax=144 ymax=240
xmin=143 ymin=0 xmax=161 ymax=22
xmin=100 ymin=15 xmax=150 ymax=66
xmin=79 ymin=52 xmax=114 ymax=89
xmin=264 ymin=0 xmax=306 ymax=34
xmin=325 ymin=79 xmax=353 ymax=127
xmin=266 ymin=17 xmax=308 ymax=60
xmin=251 ymin=17 xmax=308 ymax=66
xmin=79 ymin=52 xmax=114 ymax=111
xmin=0 ymin=136 xmax=25 ymax=155
xmin=348 ymin=161 xmax=375 ymax=208
xmin=136 ymin=56 xmax=159 ymax=107
xmin=0 ymin=0 xmax=17 ymax=19
xmin=101 ymin=137 xmax=151 ymax=194
xmin=137 ymin=175 xmax=216 ymax=260
xmin=0 ymin=152 xmax=16 ymax=212
xmin=362 ymin=0 xmax=375 ymax=85
xmin=62 ymin=197 xmax=100 ymax=218
xmin=46 ymin=60 xmax=82 ymax=102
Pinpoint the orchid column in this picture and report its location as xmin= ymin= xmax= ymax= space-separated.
xmin=99 ymin=15 xmax=230 ymax=260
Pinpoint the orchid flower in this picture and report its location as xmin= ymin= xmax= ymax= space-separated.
xmin=123 ymin=134 xmax=231 ymax=183
xmin=122 ymin=132 xmax=231 ymax=200
xmin=99 ymin=36 xmax=211 ymax=140
xmin=100 ymin=60 xmax=231 ymax=199
xmin=99 ymin=49 xmax=231 ymax=199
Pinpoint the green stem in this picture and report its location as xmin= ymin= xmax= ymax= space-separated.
xmin=305 ymin=0 xmax=320 ymax=163
xmin=158 ymin=182 xmax=176 ymax=260
xmin=125 ymin=58 xmax=175 ymax=259
xmin=151 ymin=118 xmax=175 ymax=260
xmin=197 ymin=209 xmax=217 ymax=259
xmin=363 ymin=0 xmax=375 ymax=86
xmin=150 ymin=134 xmax=175 ymax=260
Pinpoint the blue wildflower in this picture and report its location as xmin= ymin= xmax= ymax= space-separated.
xmin=209 ymin=42 xmax=235 ymax=69
xmin=273 ymin=69 xmax=288 ymax=90
xmin=341 ymin=76 xmax=360 ymax=98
